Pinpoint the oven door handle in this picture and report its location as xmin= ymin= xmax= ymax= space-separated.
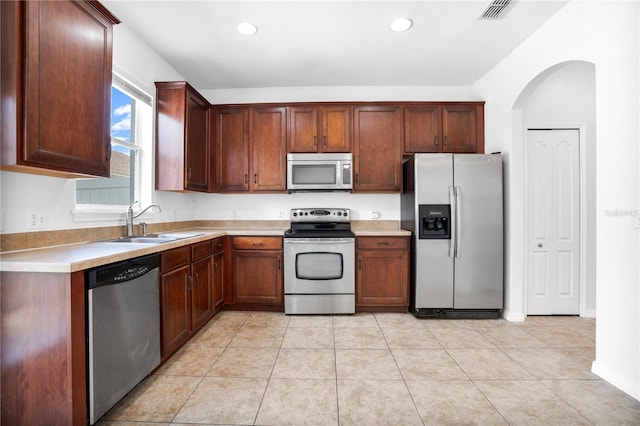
xmin=284 ymin=239 xmax=354 ymax=244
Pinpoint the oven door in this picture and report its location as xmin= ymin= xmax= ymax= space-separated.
xmin=284 ymin=238 xmax=355 ymax=294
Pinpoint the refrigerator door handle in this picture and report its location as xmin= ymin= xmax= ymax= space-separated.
xmin=455 ymin=186 xmax=462 ymax=259
xmin=449 ymin=186 xmax=456 ymax=258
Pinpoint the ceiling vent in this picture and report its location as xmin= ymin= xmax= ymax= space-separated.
xmin=479 ymin=0 xmax=513 ymax=20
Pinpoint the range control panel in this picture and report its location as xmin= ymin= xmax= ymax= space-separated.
xmin=290 ymin=208 xmax=350 ymax=223
xmin=419 ymin=204 xmax=451 ymax=239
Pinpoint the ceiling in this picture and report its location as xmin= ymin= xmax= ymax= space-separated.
xmin=102 ymin=0 xmax=569 ymax=90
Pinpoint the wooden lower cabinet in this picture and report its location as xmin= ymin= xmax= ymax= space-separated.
xmin=1 ymin=271 xmax=86 ymax=425
xmin=160 ymin=241 xmax=214 ymax=359
xmin=356 ymin=236 xmax=410 ymax=312
xmin=212 ymin=237 xmax=225 ymax=312
xmin=230 ymin=236 xmax=283 ymax=309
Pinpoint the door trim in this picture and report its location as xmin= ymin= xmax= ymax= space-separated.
xmin=523 ymin=124 xmax=589 ymax=317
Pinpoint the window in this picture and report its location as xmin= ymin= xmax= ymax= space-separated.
xmin=76 ymin=76 xmax=152 ymax=209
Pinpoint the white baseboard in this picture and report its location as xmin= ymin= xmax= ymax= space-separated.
xmin=591 ymin=360 xmax=640 ymax=402
xmin=502 ymin=309 xmax=526 ymax=322
xmin=582 ymin=308 xmax=596 ymax=318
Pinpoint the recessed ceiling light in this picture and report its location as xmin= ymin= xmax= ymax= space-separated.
xmin=237 ymin=22 xmax=258 ymax=35
xmin=390 ymin=18 xmax=413 ymax=32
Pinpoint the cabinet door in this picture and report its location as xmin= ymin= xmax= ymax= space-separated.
xmin=442 ymin=105 xmax=481 ymax=153
xmin=212 ymin=250 xmax=225 ymax=311
xmin=357 ymin=249 xmax=409 ymax=307
xmin=251 ymin=107 xmax=287 ymax=191
xmin=321 ymin=106 xmax=351 ymax=152
xmin=353 ymin=106 xmax=402 ymax=192
xmin=191 ymin=256 xmax=213 ymax=331
xmin=232 ymin=250 xmax=283 ymax=305
xmin=160 ymin=265 xmax=191 ymax=356
xmin=185 ymin=89 xmax=210 ymax=191
xmin=404 ymin=105 xmax=441 ymax=153
xmin=288 ymin=106 xmax=318 ymax=152
xmin=19 ymin=0 xmax=116 ymax=177
xmin=215 ymin=107 xmax=250 ymax=191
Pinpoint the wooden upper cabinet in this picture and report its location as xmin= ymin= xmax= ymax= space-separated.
xmin=214 ymin=107 xmax=250 ymax=192
xmin=155 ymin=81 xmax=211 ymax=192
xmin=251 ymin=106 xmax=287 ymax=191
xmin=441 ymin=104 xmax=484 ymax=153
xmin=404 ymin=103 xmax=484 ymax=154
xmin=288 ymin=105 xmax=351 ymax=153
xmin=1 ymin=0 xmax=119 ymax=177
xmin=353 ymin=105 xmax=403 ymax=192
xmin=404 ymin=105 xmax=442 ymax=153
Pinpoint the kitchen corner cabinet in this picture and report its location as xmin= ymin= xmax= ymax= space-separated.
xmin=213 ymin=106 xmax=287 ymax=192
xmin=1 ymin=0 xmax=119 ymax=178
xmin=404 ymin=103 xmax=485 ymax=154
xmin=288 ymin=105 xmax=351 ymax=153
xmin=155 ymin=81 xmax=211 ymax=192
xmin=160 ymin=241 xmax=214 ymax=359
xmin=231 ymin=237 xmax=283 ymax=308
xmin=353 ymin=105 xmax=403 ymax=192
xmin=356 ymin=236 xmax=409 ymax=312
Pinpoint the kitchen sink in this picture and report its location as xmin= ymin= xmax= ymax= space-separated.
xmin=104 ymin=232 xmax=204 ymax=244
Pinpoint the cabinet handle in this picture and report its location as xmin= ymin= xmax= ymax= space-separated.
xmin=106 ymin=143 xmax=112 ymax=161
xmin=323 ymin=135 xmax=327 ymax=146
xmin=313 ymin=135 xmax=317 ymax=146
xmin=252 ymin=242 xmax=265 ymax=247
xmin=358 ymin=259 xmax=362 ymax=270
xmin=444 ymin=136 xmax=448 ymax=146
xmin=355 ymin=173 xmax=359 ymax=184
xmin=378 ymin=241 xmax=389 ymax=246
xmin=214 ymin=262 xmax=218 ymax=272
xmin=194 ymin=272 xmax=199 ymax=287
xmin=244 ymin=174 xmax=248 ymax=184
xmin=187 ymin=275 xmax=192 ymax=290
xmin=187 ymin=167 xmax=192 ymax=180
xmin=254 ymin=174 xmax=257 ymax=184
xmin=216 ymin=242 xmax=223 ymax=248
xmin=434 ymin=136 xmax=438 ymax=147
xmin=278 ymin=259 xmax=281 ymax=270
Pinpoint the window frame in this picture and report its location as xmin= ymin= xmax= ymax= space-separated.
xmin=72 ymin=75 xmax=152 ymax=221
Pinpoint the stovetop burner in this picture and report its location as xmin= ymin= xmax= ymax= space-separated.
xmin=285 ymin=208 xmax=354 ymax=239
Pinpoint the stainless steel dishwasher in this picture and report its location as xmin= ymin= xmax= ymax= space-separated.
xmin=86 ymin=253 xmax=161 ymax=424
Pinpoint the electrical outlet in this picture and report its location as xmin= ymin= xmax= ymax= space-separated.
xmin=279 ymin=210 xmax=285 ymax=219
xmin=371 ymin=211 xmax=380 ymax=219
xmin=232 ymin=210 xmax=237 ymax=219
xmin=27 ymin=210 xmax=47 ymax=229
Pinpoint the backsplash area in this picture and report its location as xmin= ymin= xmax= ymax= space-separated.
xmin=0 ymin=220 xmax=400 ymax=252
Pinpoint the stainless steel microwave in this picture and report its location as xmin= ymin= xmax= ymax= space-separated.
xmin=287 ymin=153 xmax=353 ymax=191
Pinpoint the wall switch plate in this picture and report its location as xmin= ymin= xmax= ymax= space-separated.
xmin=371 ymin=211 xmax=380 ymax=219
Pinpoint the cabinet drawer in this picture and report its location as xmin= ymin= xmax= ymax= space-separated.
xmin=357 ymin=236 xmax=409 ymax=250
xmin=212 ymin=237 xmax=225 ymax=254
xmin=232 ymin=236 xmax=282 ymax=250
xmin=191 ymin=240 xmax=212 ymax=261
xmin=161 ymin=246 xmax=191 ymax=272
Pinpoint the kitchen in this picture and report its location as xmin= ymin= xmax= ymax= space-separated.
xmin=1 ymin=0 xmax=639 ymax=425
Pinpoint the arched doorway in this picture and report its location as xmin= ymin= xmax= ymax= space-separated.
xmin=512 ymin=61 xmax=596 ymax=317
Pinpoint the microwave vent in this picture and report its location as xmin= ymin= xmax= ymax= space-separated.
xmin=479 ymin=0 xmax=513 ymax=20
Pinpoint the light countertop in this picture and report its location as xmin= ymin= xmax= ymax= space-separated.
xmin=0 ymin=225 xmax=411 ymax=273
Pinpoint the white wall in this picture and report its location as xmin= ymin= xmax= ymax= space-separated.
xmin=473 ymin=0 xmax=639 ymax=400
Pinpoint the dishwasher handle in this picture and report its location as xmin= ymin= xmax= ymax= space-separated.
xmin=86 ymin=253 xmax=160 ymax=290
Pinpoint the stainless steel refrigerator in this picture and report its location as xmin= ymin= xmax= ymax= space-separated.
xmin=401 ymin=154 xmax=503 ymax=318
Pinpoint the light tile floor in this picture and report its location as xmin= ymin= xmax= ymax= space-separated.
xmin=99 ymin=311 xmax=640 ymax=425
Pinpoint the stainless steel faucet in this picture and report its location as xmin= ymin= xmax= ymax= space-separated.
xmin=126 ymin=201 xmax=161 ymax=237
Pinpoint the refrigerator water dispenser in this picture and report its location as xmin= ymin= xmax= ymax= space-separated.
xmin=419 ymin=204 xmax=450 ymax=239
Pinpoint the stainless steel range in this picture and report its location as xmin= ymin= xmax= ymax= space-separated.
xmin=284 ymin=208 xmax=355 ymax=315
